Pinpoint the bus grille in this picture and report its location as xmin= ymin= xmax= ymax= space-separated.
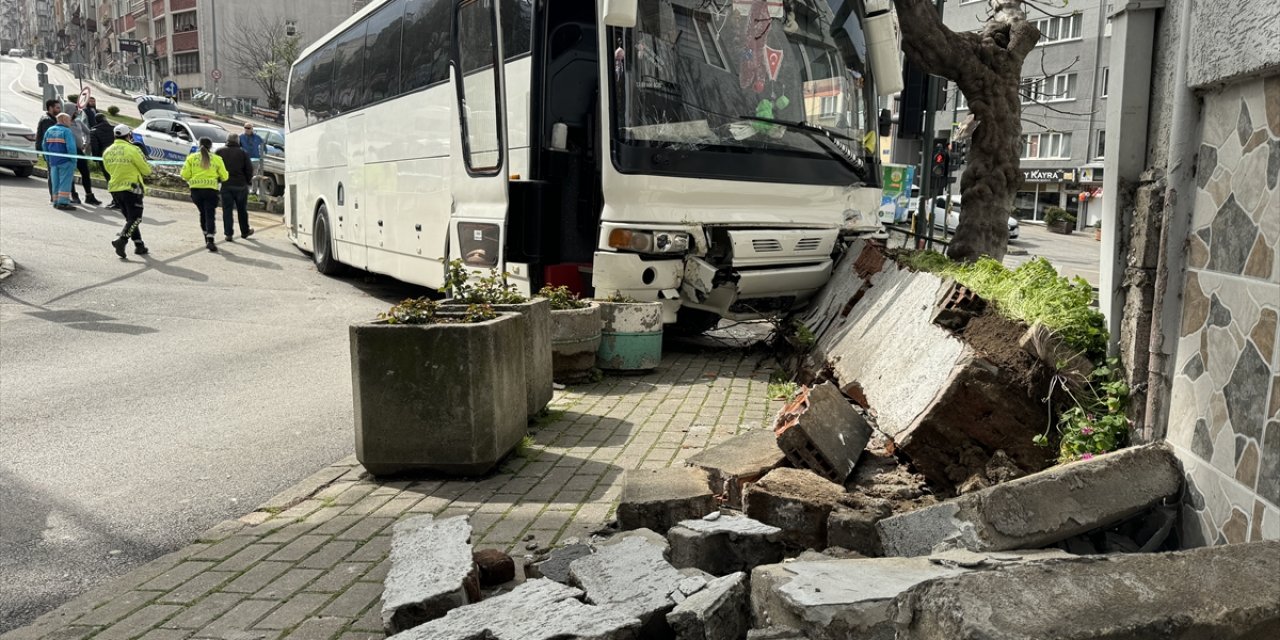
xmin=796 ymin=237 xmax=823 ymax=251
xmin=752 ymin=239 xmax=783 ymax=252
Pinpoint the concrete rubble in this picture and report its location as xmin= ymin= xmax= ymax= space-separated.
xmin=666 ymin=572 xmax=750 ymax=640
xmin=797 ymin=241 xmax=1057 ymax=490
xmin=686 ymin=429 xmax=788 ymax=508
xmin=472 ymin=549 xmax=515 ymax=587
xmin=667 ymin=513 xmax=785 ymax=576
xmin=891 ymin=541 xmax=1280 ymax=639
xmin=568 ymin=533 xmax=693 ymax=636
xmin=744 ymin=468 xmax=847 ymax=550
xmin=386 ymin=578 xmax=640 ymax=640
xmin=530 ymin=542 xmax=593 ymax=584
xmin=877 ymin=443 xmax=1183 ymax=557
xmin=381 ymin=515 xmax=480 ymax=634
xmin=772 ymin=382 xmax=871 ymax=485
xmin=617 ymin=467 xmax=717 ymax=533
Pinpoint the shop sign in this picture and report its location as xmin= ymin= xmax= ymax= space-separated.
xmin=1021 ymin=168 xmax=1075 ymax=183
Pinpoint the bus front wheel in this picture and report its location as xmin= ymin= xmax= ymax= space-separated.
xmin=312 ymin=205 xmax=343 ymax=275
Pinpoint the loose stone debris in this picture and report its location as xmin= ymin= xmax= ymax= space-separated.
xmin=744 ymin=468 xmax=846 ymax=550
xmin=667 ymin=572 xmax=750 ymax=640
xmin=568 ymin=533 xmax=691 ymax=637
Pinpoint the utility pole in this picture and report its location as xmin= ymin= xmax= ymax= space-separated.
xmin=211 ymin=0 xmax=219 ymax=113
xmin=913 ymin=0 xmax=945 ymax=252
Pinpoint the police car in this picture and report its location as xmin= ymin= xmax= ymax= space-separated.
xmin=134 ymin=117 xmax=230 ymax=162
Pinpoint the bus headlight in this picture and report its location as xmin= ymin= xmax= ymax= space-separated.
xmin=608 ymin=229 xmax=691 ymax=254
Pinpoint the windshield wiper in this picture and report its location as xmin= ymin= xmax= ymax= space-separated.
xmin=736 ymin=115 xmax=871 ymax=182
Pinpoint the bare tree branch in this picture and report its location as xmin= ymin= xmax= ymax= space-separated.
xmin=221 ymin=10 xmax=300 ymax=109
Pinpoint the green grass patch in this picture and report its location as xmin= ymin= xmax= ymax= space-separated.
xmin=514 ymin=435 xmax=537 ymax=458
xmin=767 ymin=380 xmax=800 ymax=402
xmin=108 ymin=114 xmax=143 ymax=128
xmin=901 ymin=252 xmax=1106 ymax=362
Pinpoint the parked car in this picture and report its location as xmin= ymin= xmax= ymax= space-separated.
xmin=135 ymin=118 xmax=229 ymax=162
xmin=0 ymin=110 xmax=38 ymax=177
xmin=6 ymin=48 xmax=26 ymax=57
xmin=929 ymin=195 xmax=1020 ymax=240
xmin=256 ymin=126 xmax=286 ymax=197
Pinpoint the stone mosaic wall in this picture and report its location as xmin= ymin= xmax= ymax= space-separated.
xmin=1167 ymin=75 xmax=1280 ymax=546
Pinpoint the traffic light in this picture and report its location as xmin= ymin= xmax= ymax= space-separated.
xmin=951 ymin=140 xmax=969 ymax=167
xmin=931 ymin=146 xmax=949 ymax=179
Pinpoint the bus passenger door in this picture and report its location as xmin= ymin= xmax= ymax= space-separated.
xmin=448 ymin=0 xmax=508 ymax=273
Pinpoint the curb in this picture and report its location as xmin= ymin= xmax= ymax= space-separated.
xmin=29 ymin=167 xmax=281 ymax=213
xmin=0 ymin=454 xmax=364 ymax=640
xmin=0 ymin=254 xmax=14 ymax=281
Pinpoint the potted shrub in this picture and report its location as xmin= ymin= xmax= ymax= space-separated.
xmin=350 ymin=300 xmax=526 ymax=476
xmin=595 ymin=294 xmax=664 ymax=371
xmin=1044 ymin=207 xmax=1076 ymax=235
xmin=441 ymin=260 xmax=553 ymax=417
xmin=1093 ymin=220 xmax=1102 ymax=241
xmin=540 ymin=285 xmax=600 ymax=383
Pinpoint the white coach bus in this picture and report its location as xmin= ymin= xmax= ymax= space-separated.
xmin=285 ymin=0 xmax=900 ymax=332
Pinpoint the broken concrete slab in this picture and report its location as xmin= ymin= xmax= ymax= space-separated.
xmin=797 ymin=242 xmax=1056 ymax=490
xmin=531 ymin=543 xmax=592 ymax=584
xmin=892 ymin=541 xmax=1280 ymax=639
xmin=750 ymin=557 xmax=970 ymax=640
xmin=772 ymin=382 xmax=871 ymax=485
xmin=685 ymin=429 xmax=788 ymax=508
xmin=667 ymin=573 xmax=750 ymax=640
xmin=667 ymin=513 xmax=784 ymax=576
xmin=382 ymin=515 xmax=480 ymax=634
xmin=744 ymin=468 xmax=846 ymax=550
xmin=877 ymin=443 xmax=1183 ymax=557
xmin=570 ymin=534 xmax=690 ymax=636
xmin=746 ymin=627 xmax=809 ymax=640
xmin=601 ymin=527 xmax=670 ymax=552
xmin=387 ymin=578 xmax=640 ymax=640
xmin=617 ymin=468 xmax=717 ymax=533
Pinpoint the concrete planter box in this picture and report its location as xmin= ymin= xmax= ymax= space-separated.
xmin=350 ymin=313 xmax=526 ymax=476
xmin=443 ymin=298 xmax=553 ymax=417
xmin=596 ymin=301 xmax=663 ymax=371
xmin=1047 ymin=221 xmax=1074 ymax=235
xmin=550 ymin=303 xmax=601 ymax=383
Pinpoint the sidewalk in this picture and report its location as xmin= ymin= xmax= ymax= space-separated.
xmin=3 ymin=342 xmax=776 ymax=640
xmin=19 ymin=59 xmax=276 ymax=130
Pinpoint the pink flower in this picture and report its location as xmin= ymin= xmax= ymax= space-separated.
xmin=1080 ymin=426 xmax=1094 ymax=436
xmin=1081 ymin=453 xmax=1095 ymax=461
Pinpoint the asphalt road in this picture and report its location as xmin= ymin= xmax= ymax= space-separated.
xmin=1004 ymin=222 xmax=1102 ymax=286
xmin=0 ymin=57 xmax=424 ymax=632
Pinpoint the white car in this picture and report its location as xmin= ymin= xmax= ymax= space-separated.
xmin=0 ymin=110 xmax=38 ymax=177
xmin=135 ymin=118 xmax=230 ymax=162
xmin=928 ymin=195 xmax=1020 ymax=240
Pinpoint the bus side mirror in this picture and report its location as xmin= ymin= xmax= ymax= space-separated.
xmin=865 ymin=8 xmax=904 ymax=96
xmin=602 ymin=0 xmax=637 ymax=28
xmin=878 ymin=109 xmax=892 ymax=137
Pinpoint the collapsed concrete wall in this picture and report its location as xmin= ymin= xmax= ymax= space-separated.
xmin=798 ymin=242 xmax=1055 ymax=490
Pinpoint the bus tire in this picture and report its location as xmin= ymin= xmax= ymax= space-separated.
xmin=312 ymin=205 xmax=344 ymax=275
xmin=670 ymin=308 xmax=722 ymax=336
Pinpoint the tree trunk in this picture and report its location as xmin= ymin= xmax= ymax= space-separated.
xmin=892 ymin=0 xmax=1040 ymax=262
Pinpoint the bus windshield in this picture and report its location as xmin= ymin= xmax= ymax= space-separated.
xmin=611 ymin=0 xmax=874 ymax=185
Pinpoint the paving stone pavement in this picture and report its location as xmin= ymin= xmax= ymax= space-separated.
xmin=5 ymin=342 xmax=778 ymax=640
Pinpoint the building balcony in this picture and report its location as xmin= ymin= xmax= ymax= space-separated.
xmin=152 ymin=0 xmax=164 ymax=19
xmin=172 ymin=30 xmax=198 ymax=52
xmin=170 ymin=0 xmax=197 ymax=12
xmin=154 ymin=35 xmax=167 ymax=56
xmin=131 ymin=1 xmax=149 ymax=21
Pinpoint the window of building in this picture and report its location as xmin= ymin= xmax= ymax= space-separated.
xmin=954 ymin=85 xmax=968 ymax=110
xmin=1094 ymin=129 xmax=1106 ymax=159
xmin=674 ymin=7 xmax=728 ymax=71
xmin=1020 ymin=73 xmax=1076 ymax=104
xmin=156 ymin=58 xmax=168 ymax=77
xmin=172 ymin=10 xmax=196 ymax=32
xmin=154 ymin=16 xmax=165 ymax=37
xmin=1034 ymin=13 xmax=1082 ymax=45
xmin=820 ymin=95 xmax=838 ymax=116
xmin=1021 ymin=132 xmax=1072 ymax=159
xmin=1100 ymin=67 xmax=1109 ymax=97
xmin=173 ymin=52 xmax=199 ymax=74
xmin=1105 ymin=3 xmax=1114 ymax=36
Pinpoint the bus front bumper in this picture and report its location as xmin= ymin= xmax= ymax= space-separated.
xmin=592 ymin=252 xmax=834 ymax=322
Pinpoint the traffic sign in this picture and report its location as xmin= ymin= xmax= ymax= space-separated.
xmin=210 ymin=69 xmax=222 ymax=81
xmin=35 ymin=62 xmax=48 ymax=73
xmin=77 ymin=87 xmax=91 ymax=108
xmin=118 ymin=38 xmax=142 ymax=53
xmin=163 ymin=80 xmax=179 ymax=97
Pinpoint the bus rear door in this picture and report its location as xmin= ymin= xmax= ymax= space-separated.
xmin=448 ymin=0 xmax=509 ymax=272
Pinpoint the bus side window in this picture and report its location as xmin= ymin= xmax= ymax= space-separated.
xmin=401 ymin=0 xmax=451 ymax=93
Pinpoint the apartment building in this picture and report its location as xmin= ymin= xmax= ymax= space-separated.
xmin=935 ymin=0 xmax=1112 ymax=225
